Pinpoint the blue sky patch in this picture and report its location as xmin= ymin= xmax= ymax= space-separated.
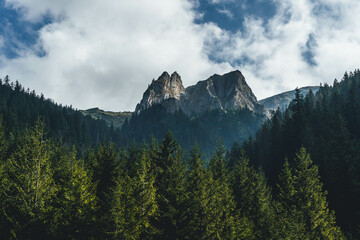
xmin=301 ymin=33 xmax=318 ymax=67
xmin=193 ymin=0 xmax=278 ymax=33
xmin=0 ymin=0 xmax=52 ymax=58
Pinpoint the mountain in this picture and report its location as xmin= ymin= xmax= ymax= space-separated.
xmin=80 ymin=107 xmax=131 ymax=128
xmin=135 ymin=71 xmax=185 ymax=113
xmin=136 ymin=70 xmax=265 ymax=116
xmin=121 ymin=70 xmax=268 ymax=156
xmin=259 ymin=86 xmax=319 ymax=111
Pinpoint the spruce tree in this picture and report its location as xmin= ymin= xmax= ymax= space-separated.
xmin=0 ymin=121 xmax=56 ymax=239
xmin=277 ymin=148 xmax=344 ymax=239
xmin=111 ymin=144 xmax=157 ymax=239
xmin=91 ymin=142 xmax=120 ymax=237
xmin=0 ymin=117 xmax=6 ymax=161
xmin=276 ymin=160 xmax=306 ymax=238
xmin=206 ymin=142 xmax=237 ymax=239
xmin=181 ymin=144 xmax=208 ymax=239
xmin=230 ymin=150 xmax=275 ymax=239
xmin=152 ymin=130 xmax=186 ymax=239
xmin=50 ymin=147 xmax=97 ymax=239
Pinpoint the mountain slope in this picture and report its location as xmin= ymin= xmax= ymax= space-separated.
xmin=80 ymin=107 xmax=131 ymax=128
xmin=0 ymin=76 xmax=117 ymax=146
xmin=259 ymin=86 xmax=319 ymax=111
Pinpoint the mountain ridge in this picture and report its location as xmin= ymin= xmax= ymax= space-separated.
xmin=135 ymin=70 xmax=265 ymax=116
xmin=259 ymin=86 xmax=320 ymax=111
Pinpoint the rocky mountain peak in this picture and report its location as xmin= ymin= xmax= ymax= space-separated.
xmin=183 ymin=70 xmax=262 ymax=115
xmin=135 ymin=70 xmax=265 ymax=116
xmin=135 ymin=71 xmax=185 ymax=113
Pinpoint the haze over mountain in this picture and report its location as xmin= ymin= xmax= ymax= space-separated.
xmin=259 ymin=86 xmax=320 ymax=111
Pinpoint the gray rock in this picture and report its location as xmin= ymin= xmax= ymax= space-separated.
xmin=135 ymin=71 xmax=185 ymax=113
xmin=136 ymin=70 xmax=265 ymax=116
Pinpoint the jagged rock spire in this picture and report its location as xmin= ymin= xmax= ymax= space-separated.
xmin=135 ymin=70 xmax=264 ymax=116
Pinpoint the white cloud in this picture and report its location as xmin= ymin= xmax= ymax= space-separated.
xmin=217 ymin=8 xmax=234 ymax=19
xmin=1 ymin=0 xmax=231 ymax=111
xmin=200 ymin=0 xmax=360 ymax=99
xmin=209 ymin=0 xmax=235 ymax=4
xmin=1 ymin=0 xmax=360 ymax=111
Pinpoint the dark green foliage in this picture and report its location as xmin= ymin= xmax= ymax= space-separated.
xmin=0 ymin=121 xmax=56 ymax=239
xmin=0 ymin=72 xmax=355 ymax=239
xmin=206 ymin=143 xmax=238 ymax=239
xmin=152 ymin=131 xmax=186 ymax=239
xmin=91 ymin=142 xmax=120 ymax=237
xmin=277 ymin=148 xmax=344 ymax=239
xmin=181 ymin=145 xmax=208 ymax=239
xmin=121 ymin=105 xmax=264 ymax=157
xmin=0 ymin=76 xmax=116 ymax=148
xmin=50 ymin=148 xmax=97 ymax=240
xmin=0 ymin=119 xmax=347 ymax=239
xmin=244 ymin=69 xmax=360 ymax=237
xmin=229 ymin=150 xmax=276 ymax=239
xmin=111 ymin=145 xmax=157 ymax=239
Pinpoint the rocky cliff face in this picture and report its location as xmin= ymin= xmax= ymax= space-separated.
xmin=135 ymin=71 xmax=185 ymax=113
xmin=182 ymin=70 xmax=262 ymax=115
xmin=136 ymin=70 xmax=265 ymax=116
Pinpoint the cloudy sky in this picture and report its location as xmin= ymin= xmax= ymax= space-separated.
xmin=1 ymin=0 xmax=360 ymax=111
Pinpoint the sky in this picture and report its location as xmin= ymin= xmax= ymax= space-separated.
xmin=1 ymin=0 xmax=360 ymax=111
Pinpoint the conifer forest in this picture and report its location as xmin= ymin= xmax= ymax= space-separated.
xmin=0 ymin=70 xmax=360 ymax=239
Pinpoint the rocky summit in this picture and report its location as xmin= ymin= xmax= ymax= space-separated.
xmin=135 ymin=70 xmax=265 ymax=116
xmin=135 ymin=71 xmax=185 ymax=113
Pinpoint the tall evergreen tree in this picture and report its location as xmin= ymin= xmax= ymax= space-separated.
xmin=181 ymin=145 xmax=208 ymax=239
xmin=91 ymin=142 xmax=120 ymax=237
xmin=0 ymin=121 xmax=56 ymax=239
xmin=51 ymin=147 xmax=97 ymax=239
xmin=151 ymin=130 xmax=186 ymax=239
xmin=111 ymin=144 xmax=158 ymax=239
xmin=206 ymin=142 xmax=237 ymax=239
xmin=277 ymin=148 xmax=344 ymax=239
xmin=230 ymin=150 xmax=275 ymax=239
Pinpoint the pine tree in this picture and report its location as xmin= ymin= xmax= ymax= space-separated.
xmin=230 ymin=150 xmax=275 ymax=239
xmin=206 ymin=142 xmax=237 ymax=239
xmin=0 ymin=116 xmax=6 ymax=161
xmin=91 ymin=142 xmax=120 ymax=237
xmin=278 ymin=148 xmax=344 ymax=239
xmin=276 ymin=160 xmax=306 ymax=238
xmin=0 ymin=121 xmax=56 ymax=239
xmin=111 ymin=144 xmax=158 ymax=239
xmin=181 ymin=144 xmax=208 ymax=239
xmin=50 ymin=147 xmax=97 ymax=239
xmin=152 ymin=130 xmax=186 ymax=239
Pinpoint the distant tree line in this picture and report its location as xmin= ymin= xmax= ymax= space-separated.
xmin=0 ymin=76 xmax=118 ymax=148
xmin=120 ymin=105 xmax=264 ymax=157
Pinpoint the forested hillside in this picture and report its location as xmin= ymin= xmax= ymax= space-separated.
xmin=0 ymin=72 xmax=359 ymax=239
xmin=120 ymin=105 xmax=264 ymax=157
xmin=243 ymin=70 xmax=360 ymax=238
xmin=0 ymin=76 xmax=118 ymax=147
xmin=0 ymin=119 xmax=344 ymax=239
